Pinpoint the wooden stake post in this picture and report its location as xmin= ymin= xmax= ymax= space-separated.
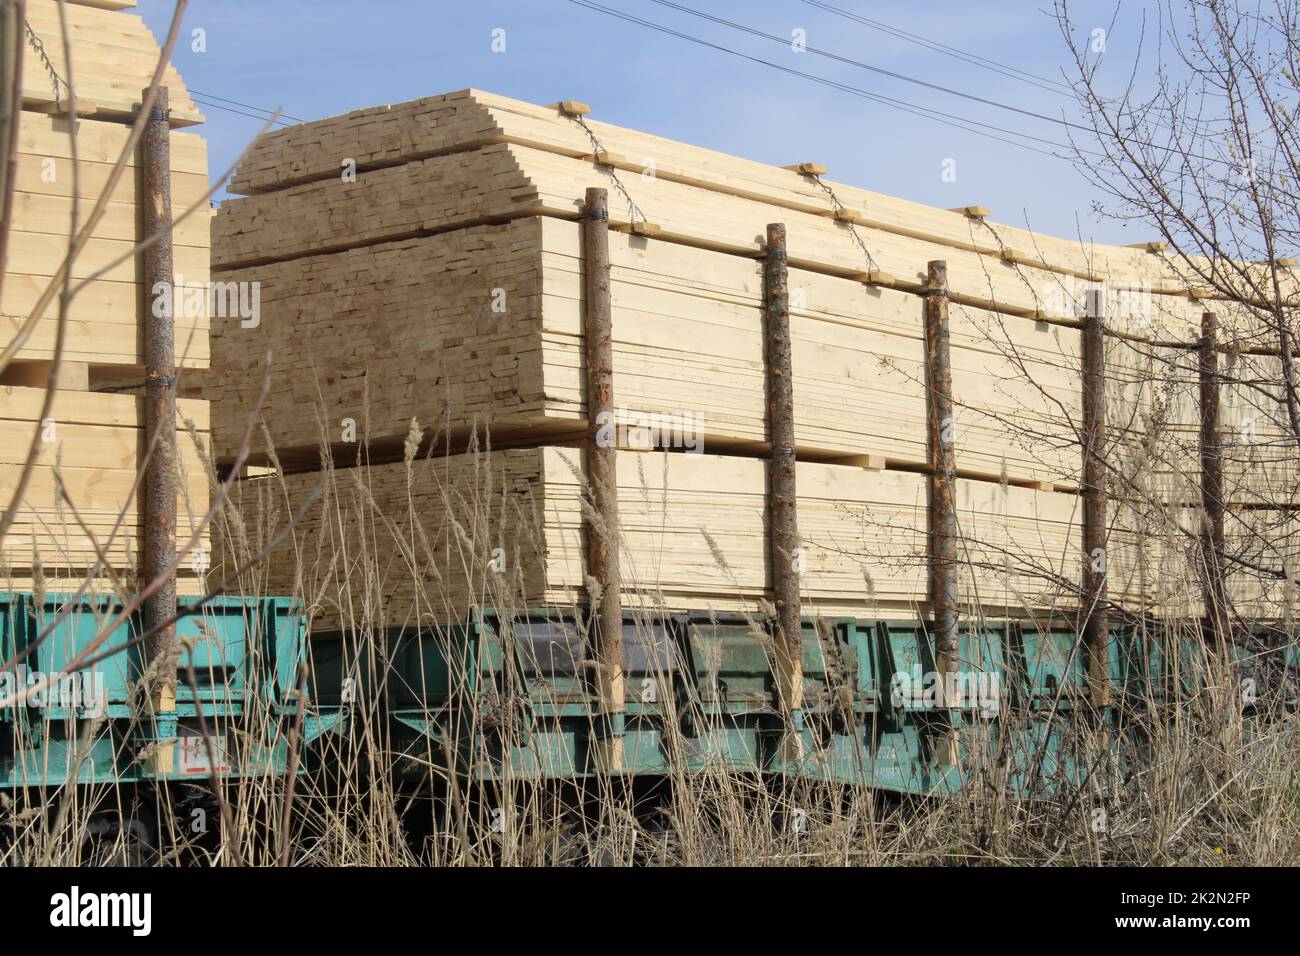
xmin=0 ymin=2 xmax=18 ymax=252
xmin=141 ymin=86 xmax=178 ymax=771
xmin=583 ymin=187 xmax=624 ymax=773
xmin=924 ymin=260 xmax=960 ymax=765
xmin=1081 ymin=290 xmax=1111 ymax=707
xmin=1198 ymin=310 xmax=1228 ymax=644
xmin=764 ymin=224 xmax=804 ymax=762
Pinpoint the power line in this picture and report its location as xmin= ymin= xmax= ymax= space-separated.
xmin=650 ymin=0 xmax=1090 ymax=132
xmin=190 ymin=95 xmax=297 ymax=128
xmin=805 ymin=1 xmax=1223 ymax=169
xmin=634 ymin=0 xmax=1231 ymax=168
xmin=799 ymin=0 xmax=1074 ymax=96
xmin=189 ymin=90 xmax=307 ymax=124
xmin=568 ymin=0 xmax=1080 ymax=161
xmin=651 ymin=2 xmax=1151 ymax=146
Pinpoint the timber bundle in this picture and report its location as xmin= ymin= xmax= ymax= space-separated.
xmin=1 ymin=0 xmax=210 ymax=597
xmin=208 ymin=89 xmax=1300 ymax=629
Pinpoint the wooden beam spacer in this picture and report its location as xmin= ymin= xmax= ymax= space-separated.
xmin=764 ymin=223 xmax=804 ymax=764
xmin=582 ymin=187 xmax=624 ymax=773
xmin=550 ymin=99 xmax=591 ymax=117
xmin=923 ymin=260 xmax=960 ymax=766
xmin=1080 ymin=288 xmax=1111 ymax=709
xmin=782 ymin=162 xmax=828 ymax=176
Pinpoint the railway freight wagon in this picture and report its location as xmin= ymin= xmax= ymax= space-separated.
xmin=0 ymin=594 xmax=342 ymax=784
xmin=305 ymin=609 xmax=1107 ymax=795
xmin=0 ymin=591 xmax=347 ymax=862
xmin=0 ymin=0 xmax=335 ymax=849
xmin=305 ymin=608 xmax=1295 ymax=795
xmin=212 ymin=90 xmax=1300 ymax=794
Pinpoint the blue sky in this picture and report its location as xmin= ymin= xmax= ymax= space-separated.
xmin=138 ymin=0 xmax=1157 ymax=245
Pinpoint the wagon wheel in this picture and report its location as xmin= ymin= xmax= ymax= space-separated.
xmin=81 ymin=793 xmax=158 ymax=867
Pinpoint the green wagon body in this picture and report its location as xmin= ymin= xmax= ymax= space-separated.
xmin=6 ymin=592 xmax=1290 ymax=797
xmin=307 ymin=607 xmax=1290 ymax=796
xmin=0 ymin=593 xmax=343 ymax=789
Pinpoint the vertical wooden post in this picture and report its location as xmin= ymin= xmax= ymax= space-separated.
xmin=141 ymin=86 xmax=177 ymax=768
xmin=1081 ymin=289 xmax=1111 ymax=707
xmin=923 ymin=260 xmax=960 ymax=765
xmin=582 ymin=187 xmax=623 ymax=772
xmin=1199 ymin=310 xmax=1228 ymax=644
xmin=764 ymin=223 xmax=804 ymax=762
xmin=0 ymin=1 xmax=23 ymax=299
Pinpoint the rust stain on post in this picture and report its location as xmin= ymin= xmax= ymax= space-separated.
xmin=582 ymin=187 xmax=623 ymax=772
xmin=764 ymin=224 xmax=803 ymax=760
xmin=1081 ymin=290 xmax=1111 ymax=707
xmin=924 ymin=261 xmax=959 ymax=764
xmin=1199 ymin=310 xmax=1228 ymax=645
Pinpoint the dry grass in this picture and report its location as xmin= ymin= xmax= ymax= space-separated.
xmin=3 ymin=417 xmax=1299 ymax=868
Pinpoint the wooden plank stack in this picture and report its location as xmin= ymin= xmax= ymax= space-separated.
xmin=1 ymin=0 xmax=211 ymax=595
xmin=210 ymin=89 xmax=1298 ymax=626
xmin=264 ymin=447 xmax=1157 ymax=630
xmin=18 ymin=0 xmax=203 ymax=125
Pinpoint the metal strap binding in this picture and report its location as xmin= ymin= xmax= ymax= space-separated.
xmin=569 ymin=112 xmax=651 ymax=231
xmin=24 ymin=21 xmax=66 ymax=108
xmin=97 ymin=375 xmax=176 ymax=393
xmin=809 ymin=173 xmax=881 ymax=274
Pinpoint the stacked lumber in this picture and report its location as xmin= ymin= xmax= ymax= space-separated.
xmin=218 ymin=140 xmax=1198 ymax=334
xmin=5 ymin=99 xmax=210 ymax=367
xmin=1226 ymin=507 xmax=1300 ymax=619
xmin=1 ymin=0 xmax=211 ymax=595
xmin=0 ymin=385 xmax=210 ymax=576
xmin=222 ymin=89 xmax=1277 ymax=313
xmin=19 ymin=0 xmax=203 ymax=124
xmin=211 ymin=216 xmax=1090 ymax=484
xmin=1130 ymin=505 xmax=1300 ymax=620
xmin=207 ymin=218 xmax=551 ymax=467
xmin=264 ymin=448 xmax=1151 ymax=630
xmin=211 ymin=89 xmax=1298 ymax=622
xmin=217 ymin=210 xmax=1267 ymax=491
